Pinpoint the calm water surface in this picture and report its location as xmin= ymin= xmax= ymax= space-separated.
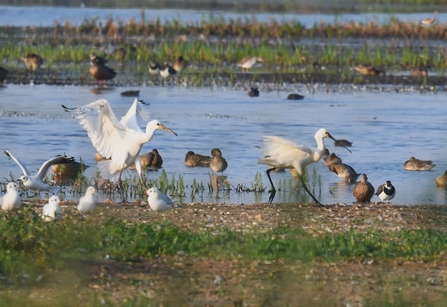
xmin=0 ymin=5 xmax=442 ymax=27
xmin=0 ymin=84 xmax=446 ymax=205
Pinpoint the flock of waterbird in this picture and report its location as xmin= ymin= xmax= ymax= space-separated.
xmin=0 ymin=11 xmax=442 ymax=215
xmin=1 ymin=94 xmax=442 ymax=222
xmin=0 ymin=98 xmax=232 ymax=220
xmin=0 ymin=10 xmax=439 ymax=87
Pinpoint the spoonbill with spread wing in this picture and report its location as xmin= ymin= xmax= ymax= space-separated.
xmin=62 ymin=99 xmax=177 ymax=187
xmin=258 ymin=128 xmax=351 ymax=206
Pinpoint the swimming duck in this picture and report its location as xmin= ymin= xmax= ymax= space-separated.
xmin=237 ymin=56 xmax=263 ymax=72
xmin=248 ymin=87 xmax=259 ymax=97
xmin=353 ymin=65 xmax=385 ymax=76
xmin=184 ymin=151 xmax=211 ymax=167
xmin=328 ymin=163 xmax=360 ymax=183
xmin=0 ymin=66 xmax=8 ymax=84
xmin=375 ymin=180 xmax=396 ymax=202
xmin=323 ymin=152 xmax=342 ymax=166
xmin=52 ymin=161 xmax=89 ymax=180
xmin=334 ymin=139 xmax=353 ymax=147
xmin=22 ymin=53 xmax=43 ymax=71
xmin=141 ymin=149 xmax=163 ymax=169
xmin=287 ymin=93 xmax=304 ymax=100
xmin=210 ymin=148 xmax=228 ymax=174
xmin=353 ymin=174 xmax=375 ymax=202
xmin=403 ymin=157 xmax=435 ymax=171
xmin=120 ymin=90 xmax=140 ymax=97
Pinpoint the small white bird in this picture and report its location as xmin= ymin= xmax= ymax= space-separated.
xmin=4 ymin=150 xmax=74 ymax=194
xmin=145 ymin=187 xmax=174 ymax=212
xmin=77 ymin=186 xmax=97 ymax=214
xmin=42 ymin=195 xmax=63 ymax=222
xmin=62 ymin=99 xmax=177 ymax=186
xmin=375 ymin=180 xmax=396 ymax=203
xmin=0 ymin=182 xmax=22 ymax=211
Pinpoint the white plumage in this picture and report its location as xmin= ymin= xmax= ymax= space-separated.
xmin=77 ymin=186 xmax=97 ymax=214
xmin=4 ymin=150 xmax=73 ymax=194
xmin=258 ymin=128 xmax=351 ymax=205
xmin=42 ymin=195 xmax=63 ymax=222
xmin=0 ymin=182 xmax=22 ymax=211
xmin=145 ymin=187 xmax=174 ymax=212
xmin=63 ymin=98 xmax=177 ymax=184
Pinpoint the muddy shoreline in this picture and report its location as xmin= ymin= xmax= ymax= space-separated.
xmin=2 ymin=69 xmax=445 ymax=88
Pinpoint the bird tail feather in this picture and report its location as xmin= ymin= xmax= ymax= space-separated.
xmin=97 ymin=160 xmax=135 ymax=182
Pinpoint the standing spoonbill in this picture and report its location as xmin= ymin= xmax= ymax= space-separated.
xmin=62 ymin=98 xmax=177 ymax=188
xmin=258 ymin=128 xmax=351 ymax=206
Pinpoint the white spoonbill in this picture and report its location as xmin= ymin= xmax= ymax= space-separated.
xmin=4 ymin=150 xmax=74 ymax=194
xmin=77 ymin=186 xmax=97 ymax=214
xmin=42 ymin=195 xmax=63 ymax=222
xmin=258 ymin=128 xmax=351 ymax=206
xmin=62 ymin=99 xmax=177 ymax=186
xmin=145 ymin=187 xmax=174 ymax=212
xmin=0 ymin=182 xmax=21 ymax=211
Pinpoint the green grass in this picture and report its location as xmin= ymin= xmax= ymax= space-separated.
xmin=1 ymin=205 xmax=447 ymax=306
xmin=2 ymin=206 xmax=447 ymax=280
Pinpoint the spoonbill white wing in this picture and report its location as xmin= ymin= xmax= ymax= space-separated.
xmin=4 ymin=150 xmax=30 ymax=176
xmin=73 ymin=99 xmax=127 ymax=159
xmin=259 ymin=136 xmax=312 ymax=166
xmin=120 ymin=99 xmax=151 ymax=131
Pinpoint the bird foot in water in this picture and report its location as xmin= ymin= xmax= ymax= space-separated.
xmin=268 ymin=189 xmax=276 ymax=203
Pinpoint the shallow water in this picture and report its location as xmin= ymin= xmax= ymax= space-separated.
xmin=0 ymin=83 xmax=446 ymax=205
xmin=0 ymin=5 xmax=442 ymax=28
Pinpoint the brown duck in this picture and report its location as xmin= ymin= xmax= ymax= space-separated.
xmin=210 ymin=148 xmax=228 ymax=174
xmin=353 ymin=174 xmax=375 ymax=202
xmin=130 ymin=149 xmax=163 ymax=170
xmin=353 ymin=65 xmax=385 ymax=76
xmin=23 ymin=53 xmax=43 ymax=71
xmin=436 ymin=170 xmax=447 ymax=188
xmin=185 ymin=151 xmax=211 ymax=167
xmin=403 ymin=157 xmax=435 ymax=171
xmin=173 ymin=55 xmax=187 ymax=72
xmin=89 ymin=60 xmax=117 ymax=85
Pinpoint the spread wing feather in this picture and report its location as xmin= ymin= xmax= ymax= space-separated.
xmin=258 ymin=136 xmax=312 ymax=168
xmin=74 ymin=99 xmax=127 ymax=158
xmin=120 ymin=98 xmax=152 ymax=131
